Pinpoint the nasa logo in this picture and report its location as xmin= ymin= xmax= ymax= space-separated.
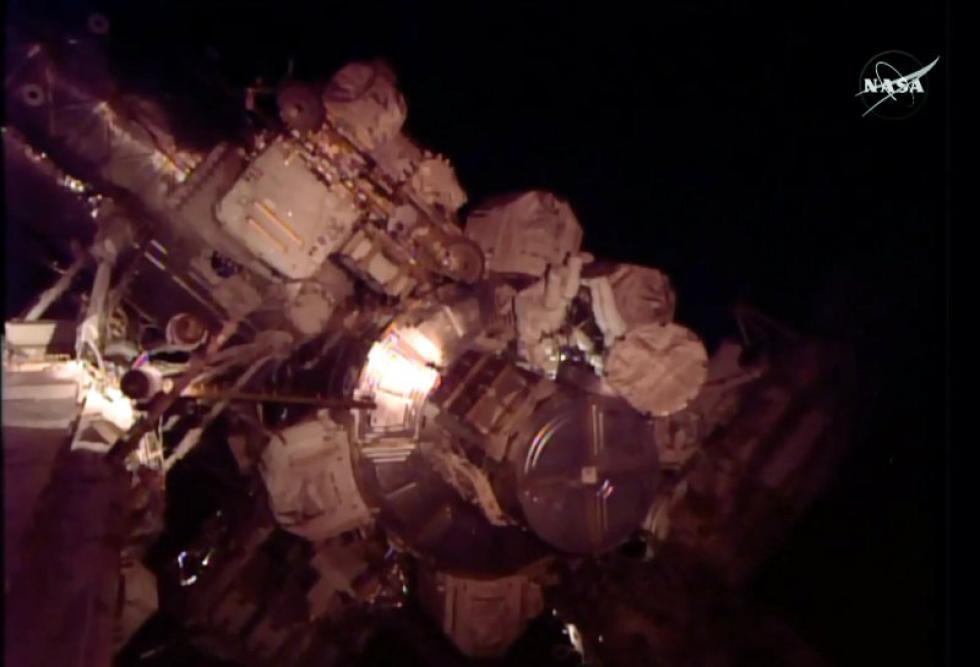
xmin=855 ymin=51 xmax=940 ymax=119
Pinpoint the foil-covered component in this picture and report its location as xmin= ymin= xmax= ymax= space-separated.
xmin=260 ymin=414 xmax=372 ymax=542
xmin=604 ymin=323 xmax=709 ymax=417
xmin=417 ymin=568 xmax=545 ymax=658
xmin=323 ymin=60 xmax=407 ymax=150
xmin=465 ymin=191 xmax=583 ymax=277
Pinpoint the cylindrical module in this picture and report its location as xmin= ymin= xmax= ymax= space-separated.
xmin=5 ymin=27 xmax=198 ymax=214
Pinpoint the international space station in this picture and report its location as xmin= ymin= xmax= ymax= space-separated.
xmin=3 ymin=10 xmax=856 ymax=666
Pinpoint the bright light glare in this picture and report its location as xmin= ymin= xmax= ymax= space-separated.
xmin=565 ymin=623 xmax=584 ymax=656
xmin=357 ymin=326 xmax=444 ymax=431
xmin=83 ymin=384 xmax=135 ymax=431
xmin=362 ymin=333 xmax=440 ymax=399
xmin=365 ymin=345 xmax=438 ymax=398
xmin=400 ymin=327 xmax=443 ymax=365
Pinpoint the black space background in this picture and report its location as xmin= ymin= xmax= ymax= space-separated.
xmin=4 ymin=1 xmax=949 ymax=665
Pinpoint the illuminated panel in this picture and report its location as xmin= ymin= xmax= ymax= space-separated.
xmin=356 ymin=326 xmax=442 ymax=439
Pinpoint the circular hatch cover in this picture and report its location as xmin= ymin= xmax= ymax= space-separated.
xmin=515 ymin=394 xmax=660 ymax=554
